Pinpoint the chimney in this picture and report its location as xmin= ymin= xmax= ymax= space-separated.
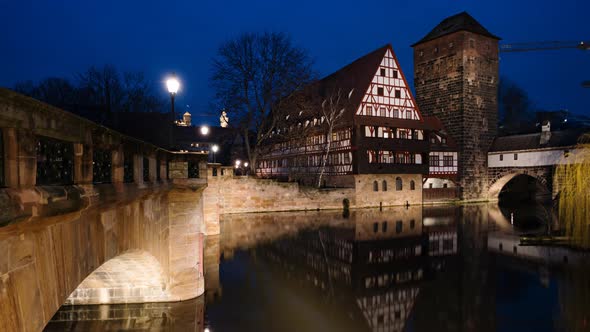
xmin=540 ymin=120 xmax=551 ymax=145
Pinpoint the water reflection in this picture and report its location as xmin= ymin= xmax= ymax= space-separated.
xmin=47 ymin=203 xmax=590 ymax=331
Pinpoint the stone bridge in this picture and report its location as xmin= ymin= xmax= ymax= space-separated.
xmin=486 ymin=129 xmax=587 ymax=200
xmin=0 ymin=89 xmax=209 ymax=331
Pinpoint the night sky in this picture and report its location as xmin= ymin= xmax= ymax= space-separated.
xmin=1 ymin=0 xmax=589 ymax=125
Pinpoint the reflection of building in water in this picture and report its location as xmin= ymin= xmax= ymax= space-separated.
xmin=254 ymin=206 xmax=434 ymax=332
xmin=45 ymin=297 xmax=205 ymax=332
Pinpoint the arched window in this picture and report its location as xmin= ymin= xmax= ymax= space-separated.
xmin=382 ymin=180 xmax=387 ymax=191
xmin=395 ymin=177 xmax=403 ymax=191
xmin=410 ymin=180 xmax=415 ymax=190
xmin=373 ymin=180 xmax=379 ymax=192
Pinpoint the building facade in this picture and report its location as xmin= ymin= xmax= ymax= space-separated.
xmin=256 ymin=44 xmax=457 ymax=205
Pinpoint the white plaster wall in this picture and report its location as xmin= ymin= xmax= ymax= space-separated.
xmin=423 ymin=177 xmax=456 ymax=188
xmin=488 ymin=148 xmax=581 ymax=168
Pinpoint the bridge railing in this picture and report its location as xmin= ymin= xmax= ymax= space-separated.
xmin=0 ymin=88 xmax=208 ymax=225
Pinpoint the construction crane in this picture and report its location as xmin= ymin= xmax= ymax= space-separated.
xmin=500 ymin=40 xmax=590 ymax=88
xmin=500 ymin=40 xmax=590 ymax=53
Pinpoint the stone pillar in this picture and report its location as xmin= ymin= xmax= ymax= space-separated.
xmin=149 ymin=155 xmax=157 ymax=183
xmin=111 ymin=145 xmax=124 ymax=183
xmin=4 ymin=128 xmax=18 ymax=188
xmin=134 ymin=154 xmax=144 ymax=186
xmin=74 ymin=143 xmax=93 ymax=184
xmin=167 ymin=188 xmax=205 ymax=300
xmin=17 ymin=130 xmax=36 ymax=188
xmin=202 ymin=165 xmax=221 ymax=235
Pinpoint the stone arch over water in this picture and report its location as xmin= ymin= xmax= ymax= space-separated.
xmin=65 ymin=250 xmax=172 ymax=305
xmin=488 ymin=170 xmax=552 ymax=201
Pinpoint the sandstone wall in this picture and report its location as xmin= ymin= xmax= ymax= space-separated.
xmin=203 ymin=166 xmax=424 ymax=236
xmin=0 ymin=184 xmax=206 ymax=332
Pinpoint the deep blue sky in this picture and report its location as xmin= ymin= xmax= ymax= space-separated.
xmin=1 ymin=0 xmax=589 ymax=125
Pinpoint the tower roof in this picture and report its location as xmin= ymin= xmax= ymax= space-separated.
xmin=412 ymin=11 xmax=500 ymax=46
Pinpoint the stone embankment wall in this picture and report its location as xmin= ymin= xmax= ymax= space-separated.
xmin=203 ymin=165 xmax=423 ymax=235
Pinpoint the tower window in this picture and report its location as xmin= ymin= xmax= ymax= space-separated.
xmin=377 ymin=87 xmax=384 ymax=96
xmin=373 ymin=180 xmax=379 ymax=192
xmin=419 ymin=50 xmax=424 ymax=57
xmin=514 ymin=153 xmax=518 ymax=160
xmin=380 ymin=68 xmax=386 ymax=76
xmin=395 ymin=90 xmax=401 ymax=98
xmin=469 ymin=39 xmax=475 ymax=48
xmin=499 ymin=154 xmax=503 ymax=161
xmin=434 ymin=47 xmax=439 ymax=53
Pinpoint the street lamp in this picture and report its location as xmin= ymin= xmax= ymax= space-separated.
xmin=211 ymin=144 xmax=219 ymax=163
xmin=235 ymin=159 xmax=241 ymax=168
xmin=201 ymin=125 xmax=210 ymax=136
xmin=166 ymin=75 xmax=180 ymax=116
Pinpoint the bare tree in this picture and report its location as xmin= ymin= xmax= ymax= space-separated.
xmin=15 ymin=65 xmax=163 ymax=113
xmin=77 ymin=64 xmax=125 ymax=113
xmin=14 ymin=77 xmax=76 ymax=108
xmin=211 ymin=32 xmax=314 ymax=172
xmin=316 ymin=88 xmax=352 ymax=188
xmin=121 ymin=71 xmax=163 ymax=112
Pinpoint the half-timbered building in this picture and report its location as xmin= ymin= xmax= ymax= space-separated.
xmin=256 ymin=44 xmax=457 ymax=205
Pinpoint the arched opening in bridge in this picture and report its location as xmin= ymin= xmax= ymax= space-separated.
xmin=490 ymin=174 xmax=553 ymax=231
xmin=497 ymin=174 xmax=551 ymax=205
xmin=64 ymin=250 xmax=171 ymax=305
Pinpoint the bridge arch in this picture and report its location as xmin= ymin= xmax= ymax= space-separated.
xmin=488 ymin=168 xmax=553 ymax=201
xmin=65 ymin=250 xmax=171 ymax=305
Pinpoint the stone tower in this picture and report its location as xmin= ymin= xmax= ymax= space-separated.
xmin=412 ymin=12 xmax=500 ymax=199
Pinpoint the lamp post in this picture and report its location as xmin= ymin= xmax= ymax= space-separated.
xmin=166 ymin=75 xmax=180 ymax=150
xmin=211 ymin=144 xmax=219 ymax=163
xmin=166 ymin=75 xmax=180 ymax=116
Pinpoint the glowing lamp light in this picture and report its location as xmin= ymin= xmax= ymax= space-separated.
xmin=211 ymin=144 xmax=219 ymax=153
xmin=201 ymin=126 xmax=210 ymax=136
xmin=244 ymin=162 xmax=249 ymax=168
xmin=166 ymin=76 xmax=180 ymax=94
xmin=235 ymin=160 xmax=241 ymax=168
